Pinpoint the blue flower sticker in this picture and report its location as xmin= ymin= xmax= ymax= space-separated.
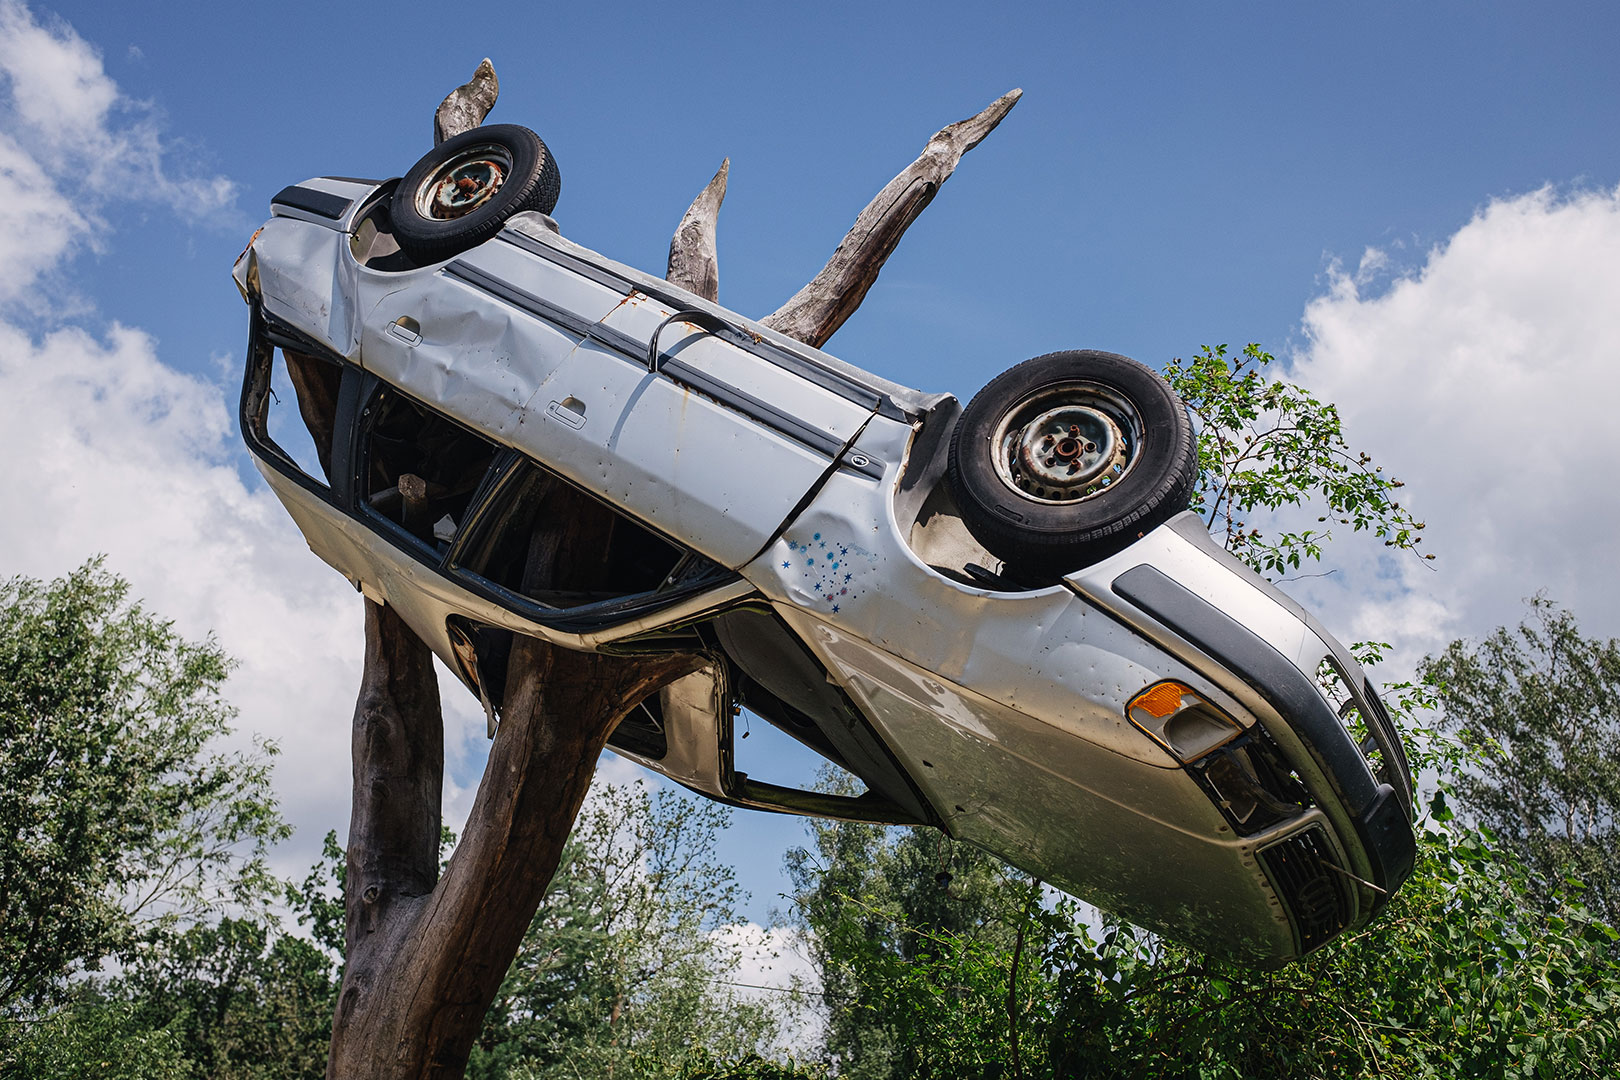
xmin=782 ymin=531 xmax=879 ymax=615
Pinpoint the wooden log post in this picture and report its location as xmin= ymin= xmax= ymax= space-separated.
xmin=329 ymin=604 xmax=697 ymax=1077
xmin=320 ymin=61 xmax=1020 ymax=1079
xmin=433 ymin=59 xmax=499 ymax=147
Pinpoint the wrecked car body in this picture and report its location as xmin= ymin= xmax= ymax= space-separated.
xmin=235 ymin=138 xmax=1415 ymax=962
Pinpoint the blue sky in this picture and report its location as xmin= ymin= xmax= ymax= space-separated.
xmin=34 ymin=0 xmax=1620 ymax=390
xmin=3 ymin=0 xmax=1620 ymax=941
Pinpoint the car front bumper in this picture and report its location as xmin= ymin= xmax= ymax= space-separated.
xmin=1068 ymin=513 xmax=1417 ymax=951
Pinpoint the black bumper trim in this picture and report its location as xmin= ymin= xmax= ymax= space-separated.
xmin=1111 ymin=563 xmax=1415 ymax=899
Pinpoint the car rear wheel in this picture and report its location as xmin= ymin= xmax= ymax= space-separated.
xmin=946 ymin=350 xmax=1196 ymax=579
xmin=390 ymin=124 xmax=561 ymax=262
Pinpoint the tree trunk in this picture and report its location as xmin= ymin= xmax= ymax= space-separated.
xmin=329 ymin=609 xmax=695 ymax=1077
xmin=666 ymin=159 xmax=728 ymax=302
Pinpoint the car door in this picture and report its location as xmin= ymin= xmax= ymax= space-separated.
xmin=357 ymin=228 xmax=878 ymax=569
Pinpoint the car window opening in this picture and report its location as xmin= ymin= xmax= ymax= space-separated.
xmin=713 ymin=608 xmax=929 ymax=823
xmin=247 ymin=342 xmax=341 ymax=490
xmin=444 ymin=614 xmax=665 ymax=756
xmin=612 ymin=693 xmax=669 ymax=761
xmin=730 ymin=702 xmax=868 ymax=798
xmin=362 ymin=389 xmax=498 ymax=553
xmin=456 ymin=462 xmax=688 ymax=609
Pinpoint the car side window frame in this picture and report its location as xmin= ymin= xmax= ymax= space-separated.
xmin=242 ymin=308 xmax=746 ymax=637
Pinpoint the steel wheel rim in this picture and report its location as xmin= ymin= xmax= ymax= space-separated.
xmin=990 ymin=383 xmax=1143 ymax=504
xmin=415 ymin=143 xmax=512 ymax=221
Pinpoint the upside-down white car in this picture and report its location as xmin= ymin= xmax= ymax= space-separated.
xmin=234 ymin=124 xmax=1415 ymax=962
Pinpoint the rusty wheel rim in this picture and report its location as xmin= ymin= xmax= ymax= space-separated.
xmin=415 ymin=143 xmax=512 ymax=221
xmin=990 ymin=384 xmax=1142 ymax=504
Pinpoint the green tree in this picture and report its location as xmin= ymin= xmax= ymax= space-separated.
xmin=792 ymin=739 xmax=1620 ymax=1078
xmin=1164 ymin=342 xmax=1427 ymax=575
xmin=470 ymin=781 xmax=781 ymax=1079
xmin=0 ymin=996 xmax=189 ymax=1080
xmin=1 ymin=826 xmax=346 ymax=1080
xmin=785 ymin=797 xmax=1040 ymax=1079
xmin=1033 ymin=752 xmax=1620 ymax=1080
xmin=0 ymin=561 xmax=286 ymax=1010
xmin=1419 ymin=596 xmax=1620 ymax=922
xmin=110 ymin=916 xmax=339 ymax=1080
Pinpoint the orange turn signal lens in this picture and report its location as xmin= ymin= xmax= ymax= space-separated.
xmin=1128 ymin=681 xmax=1242 ymax=763
xmin=1132 ymin=681 xmax=1191 ymax=719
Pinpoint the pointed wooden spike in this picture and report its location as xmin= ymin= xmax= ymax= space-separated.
xmin=666 ymin=158 xmax=730 ymax=302
xmin=434 ymin=58 xmax=500 ymax=145
xmin=762 ymin=88 xmax=1023 ymax=348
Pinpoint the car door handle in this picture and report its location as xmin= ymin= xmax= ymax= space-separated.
xmin=546 ymin=398 xmax=587 ymax=429
xmin=387 ymin=317 xmax=422 ymax=347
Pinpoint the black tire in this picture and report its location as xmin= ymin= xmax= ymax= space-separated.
xmin=390 ymin=124 xmax=561 ymax=262
xmin=947 ymin=349 xmax=1195 ymax=578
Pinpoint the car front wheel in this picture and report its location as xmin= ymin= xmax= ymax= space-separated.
xmin=946 ymin=349 xmax=1196 ymax=579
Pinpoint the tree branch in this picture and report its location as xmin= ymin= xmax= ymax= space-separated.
xmin=434 ymin=59 xmax=499 ymax=146
xmin=761 ymin=88 xmax=1022 ymax=348
xmin=666 ymin=159 xmax=729 ymax=303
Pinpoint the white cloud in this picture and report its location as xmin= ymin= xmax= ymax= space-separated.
xmin=0 ymin=309 xmax=372 ymax=872
xmin=1288 ymin=184 xmax=1620 ymax=663
xmin=0 ymin=0 xmax=234 ymax=306
xmin=711 ymin=922 xmax=826 ymax=1054
xmin=0 ymin=1 xmax=389 ymax=884
xmin=0 ymin=0 xmax=634 ymax=886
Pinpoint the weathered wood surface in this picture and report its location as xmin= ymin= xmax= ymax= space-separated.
xmin=326 ymin=61 xmax=1020 ymax=1079
xmin=433 ymin=59 xmax=499 ymax=146
xmin=328 ymin=602 xmax=696 ymax=1078
xmin=666 ymin=159 xmax=729 ymax=302
xmin=283 ymin=350 xmax=340 ymax=480
xmin=762 ymin=88 xmax=1021 ymax=348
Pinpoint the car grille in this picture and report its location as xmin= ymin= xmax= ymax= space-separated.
xmin=1259 ymin=827 xmax=1351 ymax=953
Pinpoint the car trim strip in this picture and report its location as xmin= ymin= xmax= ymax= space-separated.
xmin=1110 ymin=563 xmax=1414 ymax=897
xmin=495 ymin=229 xmax=903 ymax=418
xmin=444 ymin=260 xmax=848 ymax=459
xmin=270 ymin=184 xmax=352 ymax=220
xmin=658 ymin=359 xmax=846 ymax=458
